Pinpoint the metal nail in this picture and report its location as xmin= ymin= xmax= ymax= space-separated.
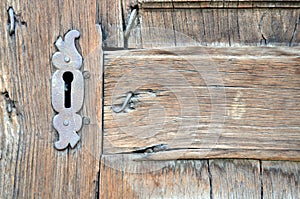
xmin=8 ymin=7 xmax=15 ymax=35
xmin=112 ymin=92 xmax=133 ymax=113
xmin=124 ymin=9 xmax=138 ymax=39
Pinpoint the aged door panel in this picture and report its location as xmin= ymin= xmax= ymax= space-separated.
xmin=104 ymin=46 xmax=300 ymax=161
xmin=1 ymin=0 xmax=300 ymax=198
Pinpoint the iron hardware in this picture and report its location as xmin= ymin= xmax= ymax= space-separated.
xmin=51 ymin=30 xmax=84 ymax=150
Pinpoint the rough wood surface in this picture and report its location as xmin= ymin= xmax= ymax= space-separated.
xmin=104 ymin=46 xmax=300 ymax=160
xmin=98 ymin=0 xmax=300 ymax=48
xmin=139 ymin=0 xmax=300 ymax=9
xmin=99 ymin=0 xmax=142 ymax=49
xmin=99 ymin=155 xmax=300 ymax=198
xmin=134 ymin=149 xmax=300 ymax=162
xmin=100 ymin=154 xmax=210 ymax=199
xmin=140 ymin=3 xmax=300 ymax=47
xmin=209 ymin=159 xmax=261 ymax=199
xmin=0 ymin=1 xmax=102 ymax=198
xmin=1 ymin=1 xmax=300 ymax=198
xmin=262 ymin=161 xmax=300 ymax=199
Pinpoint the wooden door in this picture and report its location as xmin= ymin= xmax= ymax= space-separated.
xmin=1 ymin=0 xmax=300 ymax=198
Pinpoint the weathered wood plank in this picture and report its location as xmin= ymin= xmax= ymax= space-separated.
xmin=139 ymin=0 xmax=300 ymax=9
xmin=103 ymin=46 xmax=300 ymax=160
xmin=100 ymin=154 xmax=211 ymax=198
xmin=99 ymin=0 xmax=300 ymax=48
xmin=262 ymin=161 xmax=300 ymax=199
xmin=209 ymin=159 xmax=261 ymax=199
xmin=99 ymin=0 xmax=124 ymax=48
xmin=0 ymin=1 xmax=102 ymax=198
xmin=140 ymin=5 xmax=300 ymax=47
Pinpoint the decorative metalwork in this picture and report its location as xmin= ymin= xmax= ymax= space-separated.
xmin=51 ymin=30 xmax=84 ymax=150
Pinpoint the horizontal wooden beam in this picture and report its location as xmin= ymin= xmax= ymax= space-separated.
xmin=103 ymin=46 xmax=300 ymax=160
xmin=139 ymin=0 xmax=300 ymax=9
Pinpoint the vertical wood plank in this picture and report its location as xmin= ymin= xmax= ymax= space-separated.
xmin=99 ymin=0 xmax=124 ymax=48
xmin=262 ymin=161 xmax=300 ymax=199
xmin=100 ymin=154 xmax=211 ymax=199
xmin=209 ymin=159 xmax=261 ymax=199
xmin=0 ymin=1 xmax=102 ymax=198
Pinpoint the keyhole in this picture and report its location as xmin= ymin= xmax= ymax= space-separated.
xmin=63 ymin=71 xmax=74 ymax=108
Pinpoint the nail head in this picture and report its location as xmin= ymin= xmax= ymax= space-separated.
xmin=83 ymin=71 xmax=91 ymax=79
xmin=64 ymin=57 xmax=70 ymax=63
xmin=83 ymin=117 xmax=90 ymax=125
xmin=63 ymin=120 xmax=69 ymax=126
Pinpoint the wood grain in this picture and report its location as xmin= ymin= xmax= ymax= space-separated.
xmin=134 ymin=149 xmax=300 ymax=162
xmin=140 ymin=4 xmax=300 ymax=47
xmin=100 ymin=154 xmax=210 ymax=199
xmin=100 ymin=156 xmax=300 ymax=199
xmin=262 ymin=161 xmax=300 ymax=199
xmin=103 ymin=46 xmax=300 ymax=160
xmin=0 ymin=1 xmax=102 ymax=198
xmin=209 ymin=159 xmax=261 ymax=199
xmin=98 ymin=0 xmax=300 ymax=48
xmin=139 ymin=0 xmax=300 ymax=9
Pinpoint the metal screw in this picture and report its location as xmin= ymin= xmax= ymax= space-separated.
xmin=63 ymin=120 xmax=69 ymax=126
xmin=83 ymin=71 xmax=91 ymax=79
xmin=64 ymin=56 xmax=70 ymax=63
xmin=83 ymin=117 xmax=90 ymax=125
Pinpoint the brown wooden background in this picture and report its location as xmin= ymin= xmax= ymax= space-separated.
xmin=0 ymin=0 xmax=299 ymax=198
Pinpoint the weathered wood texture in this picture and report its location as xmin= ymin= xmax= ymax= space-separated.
xmin=209 ymin=159 xmax=261 ymax=199
xmin=98 ymin=0 xmax=300 ymax=48
xmin=104 ymin=46 xmax=300 ymax=160
xmin=0 ymin=1 xmax=102 ymax=198
xmin=100 ymin=155 xmax=300 ymax=199
xmin=99 ymin=0 xmax=142 ymax=49
xmin=262 ymin=161 xmax=300 ymax=199
xmin=100 ymin=154 xmax=211 ymax=199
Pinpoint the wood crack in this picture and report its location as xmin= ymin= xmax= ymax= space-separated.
xmin=95 ymin=168 xmax=100 ymax=199
xmin=260 ymin=160 xmax=264 ymax=199
xmin=128 ymin=143 xmax=168 ymax=154
xmin=207 ymin=160 xmax=213 ymax=199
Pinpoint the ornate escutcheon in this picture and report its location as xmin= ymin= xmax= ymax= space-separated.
xmin=51 ymin=30 xmax=84 ymax=150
